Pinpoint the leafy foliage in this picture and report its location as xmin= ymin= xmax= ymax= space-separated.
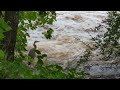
xmin=42 ymin=28 xmax=54 ymax=39
xmin=0 ymin=55 xmax=86 ymax=79
xmin=90 ymin=11 xmax=120 ymax=61
xmin=0 ymin=17 xmax=12 ymax=49
xmin=0 ymin=50 xmax=5 ymax=59
xmin=35 ymin=50 xmax=47 ymax=66
xmin=16 ymin=11 xmax=56 ymax=57
xmin=102 ymin=12 xmax=120 ymax=60
xmin=0 ymin=11 xmax=87 ymax=79
xmin=78 ymin=49 xmax=91 ymax=64
xmin=0 ymin=18 xmax=11 ymax=40
xmin=0 ymin=48 xmax=86 ymax=79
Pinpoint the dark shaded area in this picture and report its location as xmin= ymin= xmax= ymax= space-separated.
xmin=3 ymin=11 xmax=19 ymax=61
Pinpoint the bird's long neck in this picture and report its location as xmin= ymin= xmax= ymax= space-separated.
xmin=33 ymin=42 xmax=37 ymax=49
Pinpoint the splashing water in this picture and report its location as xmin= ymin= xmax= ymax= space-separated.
xmin=27 ymin=11 xmax=108 ymax=67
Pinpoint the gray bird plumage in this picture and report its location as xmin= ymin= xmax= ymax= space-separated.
xmin=28 ymin=41 xmax=40 ymax=65
xmin=28 ymin=48 xmax=36 ymax=59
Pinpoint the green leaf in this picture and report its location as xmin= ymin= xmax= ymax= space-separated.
xmin=0 ymin=27 xmax=4 ymax=33
xmin=55 ymin=65 xmax=63 ymax=70
xmin=35 ymin=50 xmax=41 ymax=54
xmin=0 ymin=50 xmax=5 ymax=59
xmin=37 ymin=55 xmax=42 ymax=59
xmin=41 ymin=54 xmax=47 ymax=58
xmin=37 ymin=56 xmax=44 ymax=66
xmin=24 ymin=11 xmax=37 ymax=20
xmin=16 ymin=11 xmax=56 ymax=59
xmin=42 ymin=28 xmax=54 ymax=39
xmin=0 ymin=18 xmax=11 ymax=31
xmin=0 ymin=33 xmax=4 ymax=40
xmin=26 ymin=33 xmax=30 ymax=37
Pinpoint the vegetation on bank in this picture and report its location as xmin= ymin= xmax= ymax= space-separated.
xmin=0 ymin=11 xmax=86 ymax=79
xmin=0 ymin=11 xmax=120 ymax=79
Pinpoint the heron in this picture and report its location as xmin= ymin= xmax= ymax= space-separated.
xmin=28 ymin=41 xmax=40 ymax=65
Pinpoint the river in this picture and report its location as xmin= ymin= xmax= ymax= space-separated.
xmin=26 ymin=11 xmax=108 ymax=68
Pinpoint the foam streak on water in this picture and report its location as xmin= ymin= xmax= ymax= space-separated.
xmin=27 ymin=11 xmax=108 ymax=67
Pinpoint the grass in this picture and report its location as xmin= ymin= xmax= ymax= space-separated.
xmin=0 ymin=56 xmax=87 ymax=79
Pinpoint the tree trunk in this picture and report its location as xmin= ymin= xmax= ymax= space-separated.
xmin=3 ymin=11 xmax=19 ymax=61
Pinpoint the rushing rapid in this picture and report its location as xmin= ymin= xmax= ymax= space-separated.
xmin=26 ymin=11 xmax=108 ymax=67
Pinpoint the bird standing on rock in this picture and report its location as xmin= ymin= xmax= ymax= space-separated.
xmin=28 ymin=41 xmax=40 ymax=65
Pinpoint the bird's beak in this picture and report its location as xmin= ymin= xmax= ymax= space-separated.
xmin=35 ymin=41 xmax=40 ymax=42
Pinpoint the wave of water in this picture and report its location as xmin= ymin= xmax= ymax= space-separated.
xmin=26 ymin=11 xmax=108 ymax=67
